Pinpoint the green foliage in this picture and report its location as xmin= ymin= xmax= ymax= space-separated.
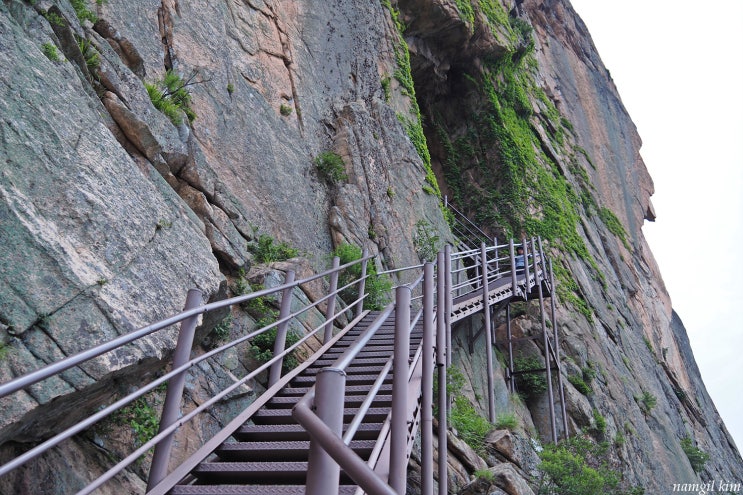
xmin=70 ymin=0 xmax=97 ymax=24
xmin=314 ymin=151 xmax=348 ymax=183
xmin=513 ymin=353 xmax=547 ymax=400
xmin=494 ymin=412 xmax=519 ymax=430
xmin=331 ymin=243 xmax=392 ymax=311
xmin=474 ymin=468 xmax=495 ymax=482
xmin=536 ymin=435 xmax=634 ymax=495
xmin=454 ymin=0 xmax=475 ymax=26
xmin=41 ymin=42 xmax=62 ymax=62
xmin=568 ymin=373 xmax=591 ymax=396
xmin=43 ymin=10 xmax=65 ymax=26
xmin=227 ymin=83 xmax=234 ymax=95
xmin=77 ymin=37 xmax=100 ymax=77
xmin=212 ymin=314 xmax=233 ymax=342
xmin=381 ymin=76 xmax=391 ymax=102
xmin=116 ymin=395 xmax=160 ymax=447
xmin=248 ymin=234 xmax=299 ymax=264
xmin=680 ymin=437 xmax=709 ymax=473
xmin=382 ymin=0 xmax=442 ymax=200
xmin=280 ymin=103 xmax=293 ymax=116
xmin=0 ymin=342 xmax=9 ymax=360
xmin=598 ymin=207 xmax=630 ymax=250
xmin=413 ymin=220 xmax=441 ymax=262
xmin=145 ymin=70 xmax=197 ymax=126
xmin=636 ymin=391 xmax=657 ymax=413
xmin=250 ymin=326 xmax=301 ymax=372
xmin=592 ymin=409 xmax=607 ymax=435
xmin=450 ymin=395 xmax=492 ymax=455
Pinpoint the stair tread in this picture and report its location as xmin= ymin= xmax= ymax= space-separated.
xmin=170 ymin=485 xmax=356 ymax=495
xmin=170 ymin=486 xmax=357 ymax=495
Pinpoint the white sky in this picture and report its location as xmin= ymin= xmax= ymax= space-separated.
xmin=568 ymin=0 xmax=743 ymax=452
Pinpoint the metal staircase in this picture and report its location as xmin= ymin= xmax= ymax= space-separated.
xmin=161 ymin=310 xmax=423 ymax=495
xmin=0 ymin=207 xmax=565 ymax=495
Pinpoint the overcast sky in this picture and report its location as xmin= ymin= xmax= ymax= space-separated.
xmin=567 ymin=0 xmax=743 ymax=453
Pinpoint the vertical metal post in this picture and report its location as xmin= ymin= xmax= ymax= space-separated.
xmin=538 ymin=236 xmax=547 ymax=276
xmin=390 ymin=286 xmax=411 ymax=494
xmin=356 ymin=248 xmax=369 ymax=318
xmin=269 ymin=270 xmax=296 ymax=387
xmin=444 ymin=245 xmax=452 ymax=369
xmin=550 ymin=259 xmax=569 ymax=439
xmin=522 ymin=238 xmax=530 ymax=300
xmin=493 ymin=237 xmax=499 ymax=275
xmin=421 ymin=263 xmax=434 ymax=495
xmin=306 ymin=368 xmax=347 ymax=495
xmin=538 ymin=280 xmax=558 ymax=444
xmin=436 ymin=252 xmax=448 ymax=495
xmin=480 ymin=243 xmax=496 ymax=423
xmin=147 ymin=289 xmax=202 ymax=491
xmin=324 ymin=256 xmax=340 ymax=343
xmin=506 ymin=304 xmax=515 ymax=394
xmin=509 ymin=239 xmax=518 ymax=298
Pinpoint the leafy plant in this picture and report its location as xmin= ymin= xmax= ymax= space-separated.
xmin=474 ymin=468 xmax=495 ymax=482
xmin=116 ymin=395 xmax=161 ymax=447
xmin=413 ymin=220 xmax=441 ymax=262
xmin=450 ymin=395 xmax=492 ymax=455
xmin=145 ymin=70 xmax=197 ymax=125
xmin=227 ymin=83 xmax=234 ymax=95
xmin=568 ymin=373 xmax=591 ymax=396
xmin=250 ymin=326 xmax=300 ymax=372
xmin=70 ymin=0 xmax=101 ymax=23
xmin=41 ymin=42 xmax=62 ymax=62
xmin=314 ymin=151 xmax=348 ymax=183
xmin=494 ymin=412 xmax=519 ymax=430
xmin=212 ymin=314 xmax=233 ymax=342
xmin=77 ymin=37 xmax=100 ymax=78
xmin=636 ymin=391 xmax=657 ymax=413
xmin=591 ymin=409 xmax=606 ymax=435
xmin=248 ymin=234 xmax=299 ymax=264
xmin=43 ymin=10 xmax=65 ymax=26
xmin=680 ymin=437 xmax=709 ymax=473
xmin=331 ymin=243 xmax=392 ymax=311
xmin=536 ymin=435 xmax=626 ymax=495
xmin=280 ymin=103 xmax=293 ymax=116
xmin=513 ymin=353 xmax=547 ymax=400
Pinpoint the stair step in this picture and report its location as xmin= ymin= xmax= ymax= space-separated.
xmin=234 ymin=423 xmax=384 ymax=442
xmin=276 ymin=384 xmax=393 ymax=397
xmin=267 ymin=394 xmax=392 ymax=409
xmin=252 ymin=407 xmax=389 ymax=425
xmin=192 ymin=462 xmax=353 ymax=484
xmin=170 ymin=486 xmax=358 ymax=495
xmin=215 ymin=439 xmax=375 ymax=461
xmin=302 ymin=364 xmax=388 ymax=376
xmin=289 ymin=374 xmax=393 ymax=387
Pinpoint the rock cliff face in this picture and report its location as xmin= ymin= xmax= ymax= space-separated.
xmin=0 ymin=0 xmax=740 ymax=493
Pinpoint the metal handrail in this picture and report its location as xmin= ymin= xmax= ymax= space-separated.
xmin=0 ymin=251 xmax=378 ymax=490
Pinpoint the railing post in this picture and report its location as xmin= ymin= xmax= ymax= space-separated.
xmin=147 ymin=288 xmax=203 ymax=491
xmin=390 ymin=285 xmax=411 ymax=494
xmin=324 ymin=256 xmax=340 ymax=343
xmin=550 ymin=259 xmax=569 ymax=440
xmin=522 ymin=237 xmax=530 ymax=300
xmin=269 ymin=270 xmax=296 ymax=387
xmin=509 ymin=239 xmax=518 ymax=298
xmin=421 ymin=262 xmax=434 ymax=495
xmin=436 ymin=251 xmax=448 ymax=495
xmin=506 ymin=304 xmax=515 ymax=393
xmin=494 ymin=236 xmax=499 ymax=275
xmin=356 ymin=248 xmax=369 ymax=318
xmin=480 ymin=243 xmax=496 ymax=423
xmin=306 ymin=368 xmax=347 ymax=495
xmin=444 ymin=245 xmax=452 ymax=369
